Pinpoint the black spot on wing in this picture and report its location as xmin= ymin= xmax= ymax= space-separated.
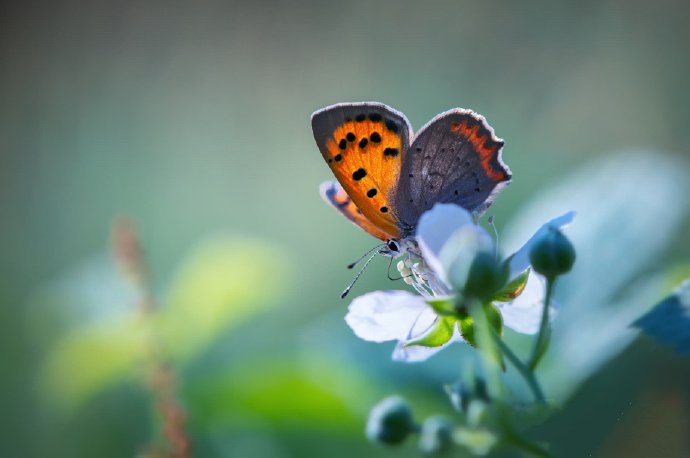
xmin=385 ymin=119 xmax=399 ymax=133
xmin=352 ymin=168 xmax=367 ymax=181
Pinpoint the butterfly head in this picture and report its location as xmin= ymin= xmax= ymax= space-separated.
xmin=380 ymin=237 xmax=421 ymax=259
xmin=381 ymin=239 xmax=402 ymax=257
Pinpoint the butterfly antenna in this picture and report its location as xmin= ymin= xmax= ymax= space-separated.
xmin=341 ymin=250 xmax=381 ymax=299
xmin=347 ymin=243 xmax=385 ymax=269
xmin=488 ymin=216 xmax=500 ymax=260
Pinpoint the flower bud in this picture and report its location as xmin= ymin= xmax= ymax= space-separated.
xmin=366 ymin=396 xmax=416 ymax=445
xmin=529 ymin=227 xmax=576 ymax=279
xmin=418 ymin=416 xmax=454 ymax=454
xmin=445 ymin=377 xmax=490 ymax=414
xmin=460 ymin=252 xmax=508 ymax=302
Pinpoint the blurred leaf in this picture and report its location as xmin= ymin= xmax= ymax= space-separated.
xmin=40 ymin=235 xmax=290 ymax=409
xmin=40 ymin=316 xmax=146 ymax=409
xmin=160 ymin=236 xmax=290 ymax=362
xmin=633 ymin=279 xmax=690 ymax=354
xmin=492 ymin=269 xmax=530 ymax=302
xmin=189 ymin=358 xmax=372 ymax=433
xmin=502 ymin=151 xmax=690 ymax=400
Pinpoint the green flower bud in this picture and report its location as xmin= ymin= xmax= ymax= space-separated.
xmin=419 ymin=416 xmax=454 ymax=454
xmin=460 ymin=252 xmax=509 ymax=302
xmin=366 ymin=396 xmax=416 ymax=445
xmin=529 ymin=227 xmax=576 ymax=279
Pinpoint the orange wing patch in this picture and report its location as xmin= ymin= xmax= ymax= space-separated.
xmin=324 ymin=118 xmax=404 ymax=238
xmin=451 ymin=121 xmax=507 ymax=181
xmin=320 ymin=181 xmax=391 ymax=240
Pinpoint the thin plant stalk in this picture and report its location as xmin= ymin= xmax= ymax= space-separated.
xmin=528 ymin=278 xmax=555 ymax=371
xmin=488 ymin=326 xmax=546 ymax=404
xmin=113 ymin=218 xmax=191 ymax=458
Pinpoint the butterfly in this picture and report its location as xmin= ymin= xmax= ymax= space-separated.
xmin=311 ymin=102 xmax=511 ymax=294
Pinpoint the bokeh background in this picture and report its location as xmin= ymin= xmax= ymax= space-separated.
xmin=1 ymin=0 xmax=690 ymax=457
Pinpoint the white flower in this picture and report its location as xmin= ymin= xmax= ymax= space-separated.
xmin=345 ymin=203 xmax=575 ymax=362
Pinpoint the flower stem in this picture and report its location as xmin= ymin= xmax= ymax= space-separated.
xmin=488 ymin=326 xmax=546 ymax=404
xmin=501 ymin=420 xmax=553 ymax=458
xmin=469 ymin=301 xmax=505 ymax=401
xmin=528 ymin=278 xmax=555 ymax=371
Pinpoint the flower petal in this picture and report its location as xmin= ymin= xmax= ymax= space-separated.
xmin=417 ymin=203 xmax=491 ymax=284
xmin=416 ymin=203 xmax=473 ymax=278
xmin=507 ymin=211 xmax=575 ymax=279
xmin=497 ymin=271 xmax=555 ymax=334
xmin=345 ymin=290 xmax=431 ymax=342
xmin=442 ymin=226 xmax=494 ymax=291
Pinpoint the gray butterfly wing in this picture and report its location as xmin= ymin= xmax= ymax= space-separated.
xmin=393 ymin=109 xmax=512 ymax=231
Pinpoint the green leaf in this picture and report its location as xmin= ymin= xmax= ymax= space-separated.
xmin=40 ymin=316 xmax=146 ymax=409
xmin=39 ymin=235 xmax=290 ymax=410
xmin=486 ymin=304 xmax=504 ymax=336
xmin=190 ymin=357 xmax=370 ymax=433
xmin=161 ymin=236 xmax=291 ymax=361
xmin=492 ymin=268 xmax=530 ymax=302
xmin=426 ymin=296 xmax=458 ymax=316
xmin=405 ymin=316 xmax=458 ymax=348
xmin=458 ymin=312 xmax=477 ymax=347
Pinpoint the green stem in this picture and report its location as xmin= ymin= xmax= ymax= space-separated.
xmin=501 ymin=421 xmax=552 ymax=458
xmin=469 ymin=301 xmax=505 ymax=401
xmin=488 ymin=326 xmax=546 ymax=404
xmin=528 ymin=278 xmax=555 ymax=371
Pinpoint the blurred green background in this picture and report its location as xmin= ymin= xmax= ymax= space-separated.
xmin=1 ymin=0 xmax=689 ymax=457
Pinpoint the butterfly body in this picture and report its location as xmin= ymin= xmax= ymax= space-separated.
xmin=313 ymin=102 xmax=511 ymax=254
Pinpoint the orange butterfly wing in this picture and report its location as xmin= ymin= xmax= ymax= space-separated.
xmin=320 ymin=181 xmax=391 ymax=240
xmin=311 ymin=102 xmax=413 ymax=239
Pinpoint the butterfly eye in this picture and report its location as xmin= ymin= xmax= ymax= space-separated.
xmin=387 ymin=240 xmax=400 ymax=252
